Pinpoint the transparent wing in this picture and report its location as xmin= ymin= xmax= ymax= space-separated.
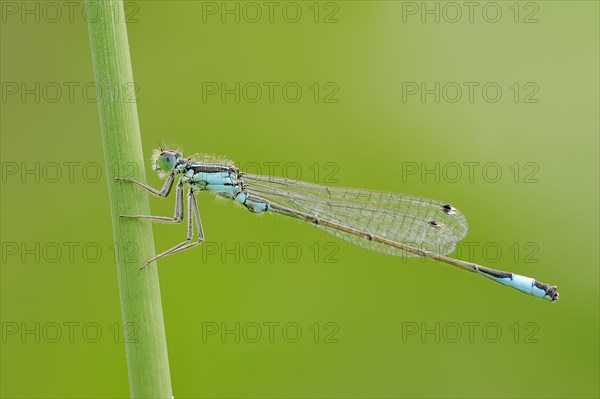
xmin=242 ymin=173 xmax=468 ymax=257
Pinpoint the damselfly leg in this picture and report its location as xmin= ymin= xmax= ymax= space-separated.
xmin=116 ymin=178 xmax=204 ymax=268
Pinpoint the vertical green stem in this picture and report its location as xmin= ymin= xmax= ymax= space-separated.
xmin=86 ymin=1 xmax=172 ymax=397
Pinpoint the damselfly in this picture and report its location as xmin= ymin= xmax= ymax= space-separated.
xmin=116 ymin=148 xmax=559 ymax=302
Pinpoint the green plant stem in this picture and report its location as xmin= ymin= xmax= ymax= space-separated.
xmin=86 ymin=1 xmax=172 ymax=397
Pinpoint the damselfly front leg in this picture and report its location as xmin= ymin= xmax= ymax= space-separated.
xmin=117 ymin=177 xmax=184 ymax=223
xmin=116 ymin=171 xmax=176 ymax=197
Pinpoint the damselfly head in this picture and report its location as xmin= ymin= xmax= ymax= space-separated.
xmin=151 ymin=148 xmax=182 ymax=174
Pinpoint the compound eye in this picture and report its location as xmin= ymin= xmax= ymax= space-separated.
xmin=157 ymin=153 xmax=177 ymax=171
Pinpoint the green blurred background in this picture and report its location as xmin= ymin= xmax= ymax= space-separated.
xmin=1 ymin=1 xmax=598 ymax=398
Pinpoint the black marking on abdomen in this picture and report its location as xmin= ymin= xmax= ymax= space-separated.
xmin=481 ymin=268 xmax=513 ymax=279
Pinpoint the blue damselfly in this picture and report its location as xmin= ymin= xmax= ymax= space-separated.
xmin=116 ymin=148 xmax=559 ymax=302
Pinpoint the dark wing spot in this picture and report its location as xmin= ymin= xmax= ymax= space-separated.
xmin=429 ymin=220 xmax=444 ymax=228
xmin=442 ymin=204 xmax=457 ymax=215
